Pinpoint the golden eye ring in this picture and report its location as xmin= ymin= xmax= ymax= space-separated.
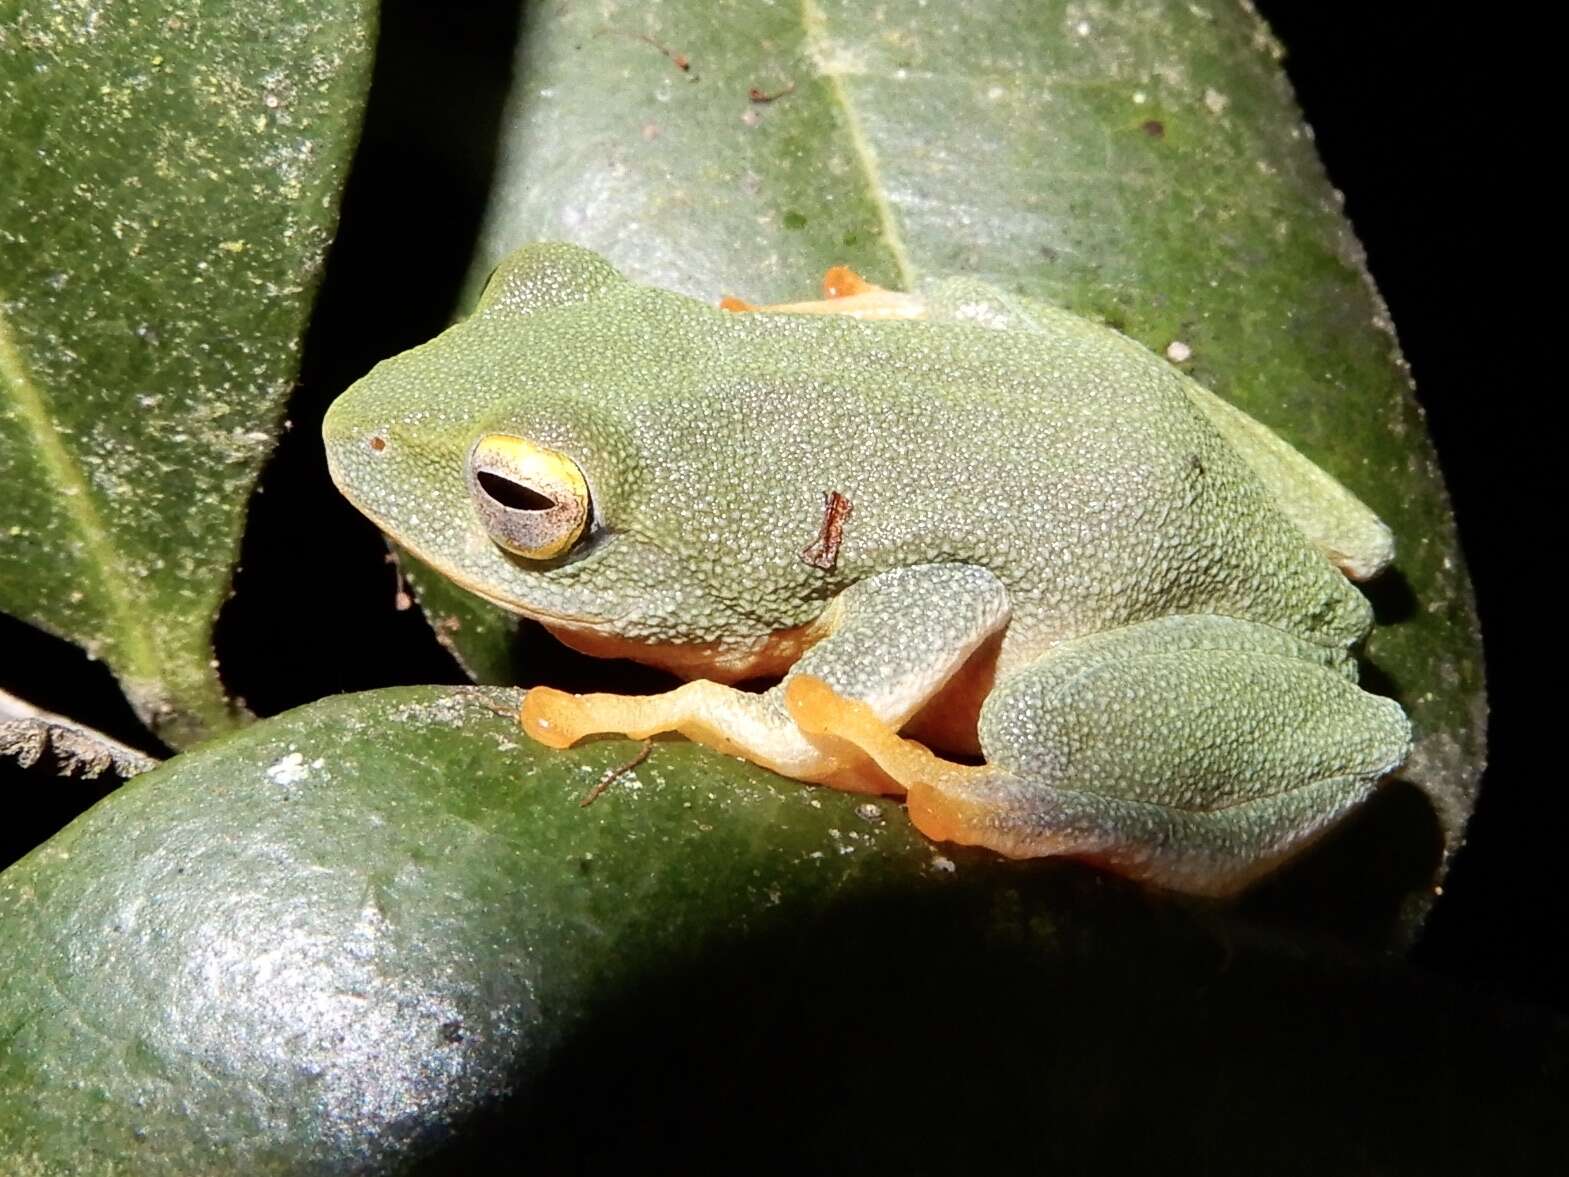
xmin=466 ymin=434 xmax=590 ymax=560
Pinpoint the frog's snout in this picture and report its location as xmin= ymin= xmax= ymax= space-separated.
xmin=320 ymin=389 xmax=390 ymax=498
xmin=320 ymin=389 xmax=363 ymax=452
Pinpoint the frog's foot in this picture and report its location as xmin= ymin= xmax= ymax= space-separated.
xmin=719 ymin=264 xmax=927 ymax=321
xmin=783 ymin=675 xmax=1005 ymax=849
xmin=784 ymin=671 xmax=991 ymax=841
xmin=521 ymin=681 xmax=902 ymax=796
xmin=784 ymin=673 xmax=1379 ymax=896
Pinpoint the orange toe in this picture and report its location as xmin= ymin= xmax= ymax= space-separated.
xmin=519 ymin=687 xmax=591 ymax=748
xmin=784 ymin=676 xmax=945 ymax=781
xmin=821 ymin=265 xmax=879 ymax=299
xmin=782 ymin=674 xmax=854 ymax=735
xmin=904 ymin=784 xmax=973 ymax=846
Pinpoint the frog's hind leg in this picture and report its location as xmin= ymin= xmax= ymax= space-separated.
xmin=787 ymin=615 xmax=1411 ymax=896
xmin=528 ymin=675 xmax=924 ymax=795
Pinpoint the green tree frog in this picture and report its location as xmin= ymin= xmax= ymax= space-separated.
xmin=323 ymin=243 xmax=1410 ymax=896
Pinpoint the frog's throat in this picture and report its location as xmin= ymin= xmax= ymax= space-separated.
xmin=443 ymin=570 xmax=607 ymax=628
xmin=361 ymin=529 xmax=612 ymax=630
xmin=539 ymin=611 xmax=838 ymax=685
xmin=387 ymin=528 xmax=839 ymax=684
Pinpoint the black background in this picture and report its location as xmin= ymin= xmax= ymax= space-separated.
xmin=1250 ymin=6 xmax=1549 ymax=1008
xmin=2 ymin=3 xmax=1552 ymax=1015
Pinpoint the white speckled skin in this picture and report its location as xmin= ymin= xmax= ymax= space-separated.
xmin=323 ymin=244 xmax=1410 ymax=894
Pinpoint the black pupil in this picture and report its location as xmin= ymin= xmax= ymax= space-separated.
xmin=478 ymin=471 xmax=555 ymax=512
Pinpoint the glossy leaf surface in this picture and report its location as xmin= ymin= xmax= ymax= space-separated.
xmin=0 ymin=0 xmax=376 ymax=744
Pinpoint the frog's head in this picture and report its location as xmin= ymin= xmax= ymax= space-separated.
xmin=323 ymin=243 xmax=821 ymax=647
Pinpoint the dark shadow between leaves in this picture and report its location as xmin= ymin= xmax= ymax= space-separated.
xmin=405 ymin=870 xmax=1564 ymax=1176
xmin=0 ymin=753 xmax=123 ymax=873
xmin=215 ymin=0 xmax=524 ymax=717
xmin=0 ymin=614 xmax=165 ymax=869
xmin=0 ymin=612 xmax=166 ymax=757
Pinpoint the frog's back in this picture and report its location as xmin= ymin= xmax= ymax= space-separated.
xmin=712 ymin=307 xmax=1373 ymax=653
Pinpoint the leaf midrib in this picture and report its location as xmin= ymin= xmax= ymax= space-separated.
xmin=0 ymin=297 xmax=160 ymax=683
xmin=799 ymin=0 xmax=916 ymax=290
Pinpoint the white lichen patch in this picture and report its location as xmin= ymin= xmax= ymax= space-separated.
xmin=1203 ymin=87 xmax=1229 ymax=115
xmin=264 ymin=750 xmax=323 ymax=786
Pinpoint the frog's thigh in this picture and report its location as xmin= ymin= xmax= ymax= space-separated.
xmin=795 ymin=615 xmax=1411 ymax=895
xmin=522 ymin=564 xmax=1010 ymax=797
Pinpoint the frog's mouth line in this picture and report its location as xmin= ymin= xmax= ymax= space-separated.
xmin=441 ymin=567 xmax=611 ymax=630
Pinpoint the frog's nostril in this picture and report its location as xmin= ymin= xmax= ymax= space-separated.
xmin=477 ymin=471 xmax=555 ymax=512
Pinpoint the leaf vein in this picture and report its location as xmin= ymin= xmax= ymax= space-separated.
xmin=0 ymin=297 xmax=158 ymax=680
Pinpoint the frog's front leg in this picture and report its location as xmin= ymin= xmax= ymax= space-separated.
xmin=787 ymin=615 xmax=1411 ymax=895
xmin=521 ymin=565 xmax=1011 ymax=796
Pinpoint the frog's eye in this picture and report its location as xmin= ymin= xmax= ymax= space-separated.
xmin=467 ymin=434 xmax=591 ymax=560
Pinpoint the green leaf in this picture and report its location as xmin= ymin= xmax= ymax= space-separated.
xmin=0 ymin=687 xmax=1556 ymax=1173
xmin=0 ymin=1 xmax=377 ymax=745
xmin=433 ymin=1 xmax=1482 ymax=886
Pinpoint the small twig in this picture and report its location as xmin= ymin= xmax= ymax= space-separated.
xmin=800 ymin=489 xmax=854 ymax=571
xmin=478 ymin=693 xmax=523 ymax=721
xmin=748 ymin=81 xmax=796 ymax=103
xmin=598 ymin=27 xmax=691 ymax=73
xmin=580 ymin=739 xmax=653 ymax=807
